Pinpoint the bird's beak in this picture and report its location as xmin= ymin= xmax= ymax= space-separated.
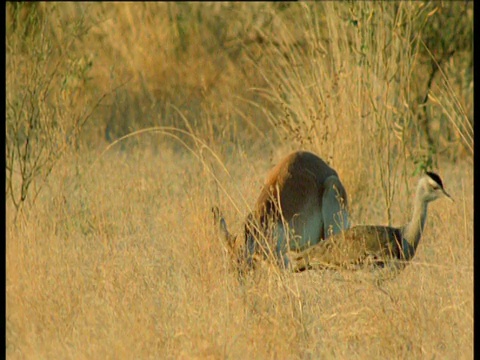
xmin=443 ymin=190 xmax=454 ymax=202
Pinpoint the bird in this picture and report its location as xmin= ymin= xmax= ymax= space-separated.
xmin=287 ymin=171 xmax=453 ymax=272
xmin=213 ymin=150 xmax=350 ymax=269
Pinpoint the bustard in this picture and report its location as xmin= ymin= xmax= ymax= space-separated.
xmin=213 ymin=151 xmax=350 ymax=269
xmin=288 ymin=172 xmax=453 ymax=272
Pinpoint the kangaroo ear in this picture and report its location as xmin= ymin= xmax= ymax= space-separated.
xmin=211 ymin=206 xmax=221 ymax=223
xmin=212 ymin=205 xmax=236 ymax=248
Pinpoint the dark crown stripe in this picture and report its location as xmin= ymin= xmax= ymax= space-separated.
xmin=426 ymin=171 xmax=444 ymax=188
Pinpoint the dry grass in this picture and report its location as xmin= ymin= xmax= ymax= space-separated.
xmin=6 ymin=146 xmax=473 ymax=359
xmin=7 ymin=2 xmax=473 ymax=359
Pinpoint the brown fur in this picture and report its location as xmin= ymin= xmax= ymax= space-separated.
xmin=214 ymin=151 xmax=349 ymax=270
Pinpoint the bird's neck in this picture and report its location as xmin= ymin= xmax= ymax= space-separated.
xmin=401 ymin=189 xmax=428 ymax=260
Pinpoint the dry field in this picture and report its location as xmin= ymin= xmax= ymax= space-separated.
xmin=6 ymin=3 xmax=473 ymax=359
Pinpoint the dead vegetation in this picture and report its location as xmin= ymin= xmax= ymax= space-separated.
xmin=6 ymin=2 xmax=472 ymax=359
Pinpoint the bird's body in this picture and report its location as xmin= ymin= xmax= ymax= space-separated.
xmin=288 ymin=172 xmax=452 ymax=272
xmin=290 ymin=225 xmax=404 ymax=271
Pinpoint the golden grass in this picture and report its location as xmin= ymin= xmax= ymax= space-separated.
xmin=6 ymin=145 xmax=473 ymax=359
xmin=6 ymin=2 xmax=472 ymax=359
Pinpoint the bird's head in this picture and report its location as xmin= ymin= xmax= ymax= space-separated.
xmin=419 ymin=172 xmax=453 ymax=203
